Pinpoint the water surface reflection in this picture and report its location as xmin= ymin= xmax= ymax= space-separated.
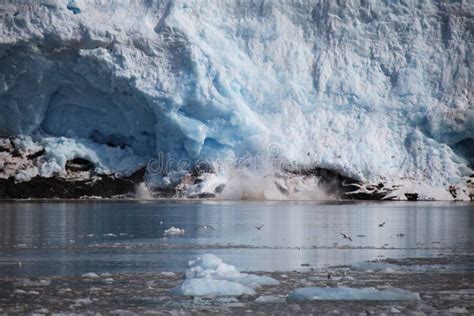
xmin=0 ymin=201 xmax=472 ymax=276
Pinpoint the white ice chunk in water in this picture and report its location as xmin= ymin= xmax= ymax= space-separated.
xmin=255 ymin=295 xmax=285 ymax=303
xmin=82 ymin=272 xmax=99 ymax=278
xmin=13 ymin=279 xmax=51 ymax=287
xmin=184 ymin=254 xmax=279 ymax=287
xmin=287 ymin=287 xmax=420 ymax=301
xmin=13 ymin=289 xmax=26 ymax=294
xmin=171 ymin=254 xmax=279 ymax=296
xmin=447 ymin=306 xmax=469 ymax=314
xmin=163 ymin=227 xmax=185 ymax=236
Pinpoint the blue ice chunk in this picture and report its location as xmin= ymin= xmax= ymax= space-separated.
xmin=287 ymin=287 xmax=420 ymax=301
xmin=67 ymin=0 xmax=81 ymax=14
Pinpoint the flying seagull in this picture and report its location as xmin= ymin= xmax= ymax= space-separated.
xmin=255 ymin=224 xmax=264 ymax=230
xmin=195 ymin=225 xmax=215 ymax=231
xmin=378 ymin=222 xmax=386 ymax=227
xmin=341 ymin=233 xmax=353 ymax=242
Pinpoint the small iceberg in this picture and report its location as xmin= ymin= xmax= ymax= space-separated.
xmin=287 ymin=287 xmax=420 ymax=301
xmin=171 ymin=254 xmax=279 ymax=296
xmin=67 ymin=0 xmax=81 ymax=14
xmin=174 ymin=278 xmax=255 ymax=296
xmin=163 ymin=226 xmax=185 ymax=236
xmin=255 ymin=295 xmax=285 ymax=303
xmin=81 ymin=272 xmax=99 ymax=278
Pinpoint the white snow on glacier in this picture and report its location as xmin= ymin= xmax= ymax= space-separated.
xmin=0 ymin=0 xmax=472 ymax=198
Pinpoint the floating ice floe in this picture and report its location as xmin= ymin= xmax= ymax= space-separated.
xmin=13 ymin=289 xmax=26 ymax=294
xmin=350 ymin=262 xmax=405 ymax=273
xmin=171 ymin=254 xmax=279 ymax=296
xmin=446 ymin=306 xmax=469 ymax=314
xmin=255 ymin=295 xmax=285 ymax=303
xmin=13 ymin=279 xmax=51 ymax=287
xmin=71 ymin=298 xmax=93 ymax=308
xmin=350 ymin=261 xmax=459 ymax=273
xmin=27 ymin=290 xmax=40 ymax=295
xmin=35 ymin=308 xmax=50 ymax=314
xmin=82 ymin=272 xmax=99 ymax=278
xmin=287 ymin=287 xmax=420 ymax=301
xmin=163 ymin=227 xmax=185 ymax=236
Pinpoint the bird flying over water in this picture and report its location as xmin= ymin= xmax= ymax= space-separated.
xmin=341 ymin=233 xmax=353 ymax=242
xmin=378 ymin=222 xmax=386 ymax=227
xmin=255 ymin=224 xmax=264 ymax=230
xmin=195 ymin=225 xmax=215 ymax=231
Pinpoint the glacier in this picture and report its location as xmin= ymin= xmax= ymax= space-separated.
xmin=0 ymin=0 xmax=473 ymax=199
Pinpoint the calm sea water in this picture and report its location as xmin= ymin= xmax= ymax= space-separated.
xmin=0 ymin=200 xmax=472 ymax=276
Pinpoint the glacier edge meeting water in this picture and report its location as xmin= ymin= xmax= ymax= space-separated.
xmin=0 ymin=0 xmax=473 ymax=200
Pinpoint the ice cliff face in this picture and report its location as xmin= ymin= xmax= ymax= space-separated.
xmin=0 ymin=0 xmax=473 ymax=199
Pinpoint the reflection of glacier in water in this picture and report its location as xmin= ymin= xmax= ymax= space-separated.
xmin=0 ymin=1 xmax=473 ymax=199
xmin=0 ymin=201 xmax=472 ymax=277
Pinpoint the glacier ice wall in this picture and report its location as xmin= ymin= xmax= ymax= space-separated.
xmin=0 ymin=0 xmax=472 ymax=191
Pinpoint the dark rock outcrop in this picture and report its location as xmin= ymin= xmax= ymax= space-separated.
xmin=405 ymin=193 xmax=419 ymax=201
xmin=0 ymin=168 xmax=145 ymax=199
xmin=286 ymin=165 xmax=394 ymax=200
xmin=66 ymin=158 xmax=94 ymax=172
